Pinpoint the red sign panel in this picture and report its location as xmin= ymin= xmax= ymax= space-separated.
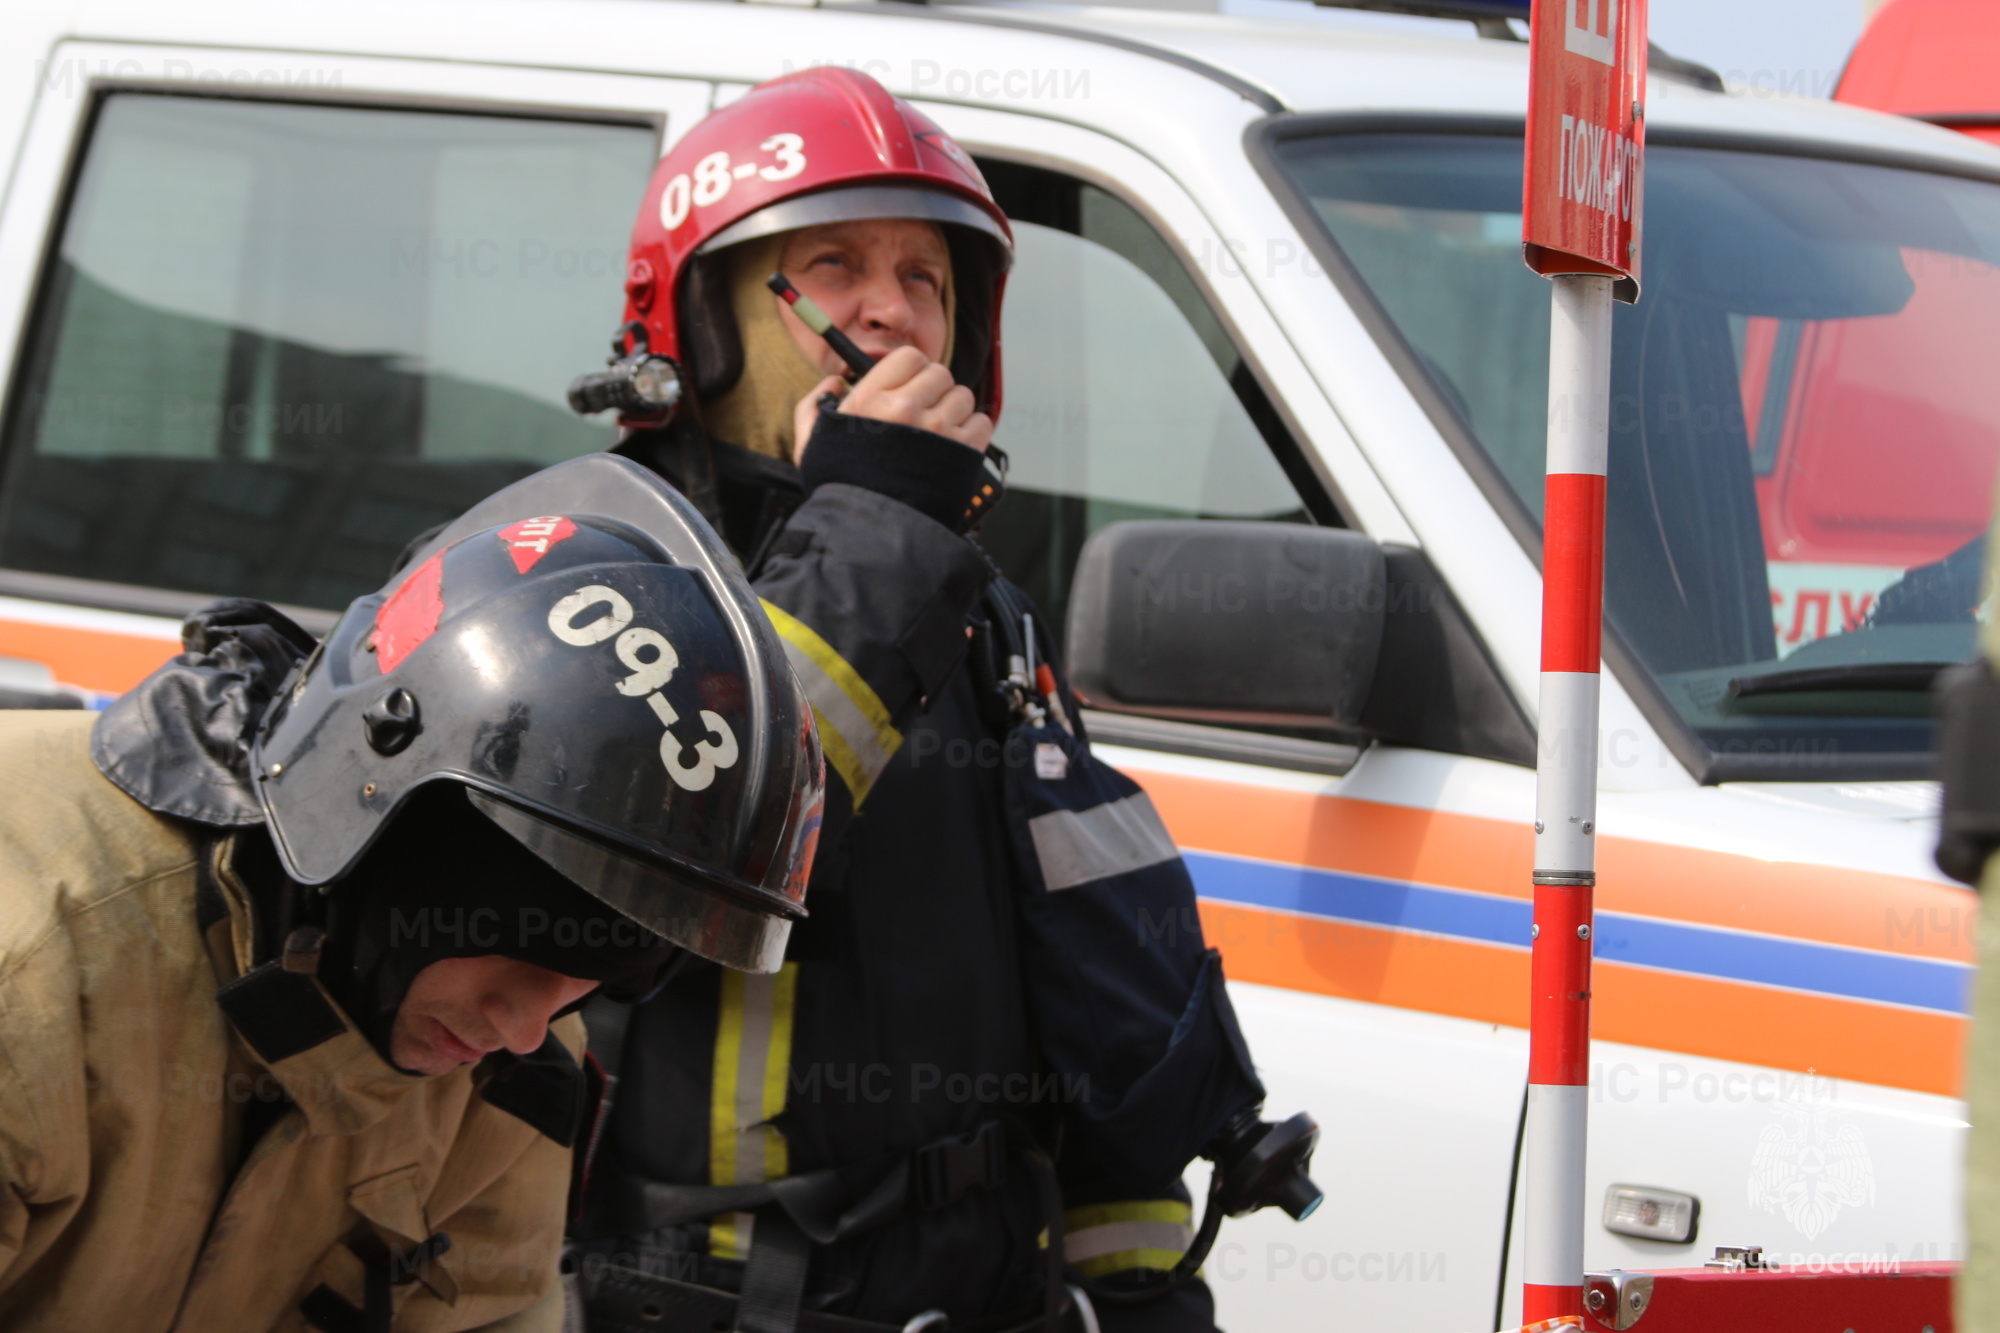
xmin=1523 ymin=0 xmax=1649 ymax=299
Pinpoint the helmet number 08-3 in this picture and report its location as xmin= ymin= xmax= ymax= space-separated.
xmin=659 ymin=134 xmax=807 ymax=231
xmin=546 ymin=583 xmax=741 ymax=791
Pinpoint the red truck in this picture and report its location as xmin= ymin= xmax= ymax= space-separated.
xmin=1699 ymin=0 xmax=2000 ymax=658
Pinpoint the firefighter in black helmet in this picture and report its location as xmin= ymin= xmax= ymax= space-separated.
xmin=0 ymin=454 xmax=819 ymax=1332
xmin=563 ymin=67 xmax=1319 ymax=1333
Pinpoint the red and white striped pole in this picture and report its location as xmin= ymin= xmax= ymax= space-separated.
xmin=1522 ymin=271 xmax=1613 ymax=1326
xmin=1518 ymin=0 xmax=1643 ymax=1314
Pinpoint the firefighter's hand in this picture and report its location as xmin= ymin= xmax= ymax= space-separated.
xmin=792 ymin=347 xmax=994 ymax=465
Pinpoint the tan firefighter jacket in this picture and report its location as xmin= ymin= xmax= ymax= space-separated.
xmin=0 ymin=710 xmax=582 ymax=1332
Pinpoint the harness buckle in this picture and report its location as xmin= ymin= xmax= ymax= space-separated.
xmin=913 ymin=1121 xmax=1006 ymax=1212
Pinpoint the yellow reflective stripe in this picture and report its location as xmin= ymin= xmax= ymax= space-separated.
xmin=710 ymin=1213 xmax=749 ymax=1262
xmin=1063 ymin=1200 xmax=1194 ymax=1276
xmin=1063 ymin=1200 xmax=1192 ymax=1232
xmin=707 ymin=964 xmax=799 ymax=1261
xmin=709 ymin=973 xmax=747 ymax=1187
xmin=805 ymin=703 xmax=871 ymax=808
xmin=759 ymin=601 xmax=895 ymax=738
xmin=762 ymin=965 xmax=798 ymax=1181
xmin=761 ymin=599 xmax=901 ymax=803
xmin=709 ymin=970 xmax=751 ymax=1260
xmin=1071 ymin=1247 xmax=1191 ymax=1278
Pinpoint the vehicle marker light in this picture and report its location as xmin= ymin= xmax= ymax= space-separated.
xmin=1602 ymin=1184 xmax=1698 ymax=1244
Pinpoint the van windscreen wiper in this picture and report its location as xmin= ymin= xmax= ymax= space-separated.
xmin=1726 ymin=662 xmax=1954 ymax=699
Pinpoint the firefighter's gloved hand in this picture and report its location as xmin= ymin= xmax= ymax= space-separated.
xmin=793 ymin=346 xmax=992 ymax=462
xmin=793 ymin=404 xmax=997 ymax=535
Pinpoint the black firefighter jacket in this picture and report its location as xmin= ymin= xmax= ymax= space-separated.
xmin=579 ymin=413 xmax=1245 ymax=1330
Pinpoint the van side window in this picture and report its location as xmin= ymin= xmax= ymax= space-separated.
xmin=974 ymin=160 xmax=1332 ymax=646
xmin=0 ymin=93 xmax=656 ymax=612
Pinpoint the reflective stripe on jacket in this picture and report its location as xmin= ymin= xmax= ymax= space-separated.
xmin=754 ymin=481 xmax=990 ymax=812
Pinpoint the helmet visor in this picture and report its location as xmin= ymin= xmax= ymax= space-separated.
xmin=701 ymin=184 xmax=1012 ymax=268
xmin=467 ymin=789 xmax=793 ymax=974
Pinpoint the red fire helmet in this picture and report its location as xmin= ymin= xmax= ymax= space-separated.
xmin=615 ymin=67 xmax=1015 ymax=421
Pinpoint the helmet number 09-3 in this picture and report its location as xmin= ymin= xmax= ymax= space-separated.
xmin=547 ymin=584 xmax=741 ymax=792
xmin=659 ymin=134 xmax=807 ymax=231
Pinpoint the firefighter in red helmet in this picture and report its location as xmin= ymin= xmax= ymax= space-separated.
xmin=565 ymin=67 xmax=1314 ymax=1333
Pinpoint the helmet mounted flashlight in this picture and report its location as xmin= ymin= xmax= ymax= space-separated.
xmin=568 ymin=322 xmax=682 ymax=420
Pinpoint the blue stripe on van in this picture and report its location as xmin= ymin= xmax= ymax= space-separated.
xmin=1182 ymin=851 xmax=1973 ymax=1016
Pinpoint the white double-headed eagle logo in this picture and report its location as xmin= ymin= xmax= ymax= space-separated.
xmin=1748 ymin=1106 xmax=1876 ymax=1241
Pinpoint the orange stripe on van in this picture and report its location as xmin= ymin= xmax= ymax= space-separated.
xmin=1201 ymin=900 xmax=1967 ymax=1096
xmin=1137 ymin=770 xmax=1973 ymax=966
xmin=1592 ymin=958 xmax=1966 ymax=1097
xmin=1199 ymin=898 xmax=1530 ymax=1027
xmin=0 ymin=618 xmax=178 ymax=694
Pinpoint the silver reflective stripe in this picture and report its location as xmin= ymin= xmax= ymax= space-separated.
xmin=778 ymin=638 xmax=898 ymax=792
xmin=1064 ymin=1219 xmax=1194 ymax=1264
xmin=761 ymin=596 xmax=900 ymax=805
xmin=731 ymin=972 xmax=779 ymax=1186
xmin=1027 ymin=792 xmax=1179 ymax=891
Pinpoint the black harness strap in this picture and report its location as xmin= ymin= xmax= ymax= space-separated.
xmin=579 ymin=1122 xmax=1009 ymax=1243
xmin=582 ymin=1263 xmax=1071 ymax=1333
xmin=578 ymin=1122 xmax=1068 ymax=1333
xmin=735 ymin=1213 xmax=812 ymax=1333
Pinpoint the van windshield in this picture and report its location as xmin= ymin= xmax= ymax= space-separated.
xmin=1273 ymin=132 xmax=2000 ymax=776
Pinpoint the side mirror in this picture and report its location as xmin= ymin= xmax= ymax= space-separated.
xmin=1065 ymin=521 xmax=1387 ymax=729
xmin=1064 ymin=520 xmax=1538 ymax=769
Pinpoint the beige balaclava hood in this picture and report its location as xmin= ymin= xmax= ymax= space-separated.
xmin=699 ymin=228 xmax=955 ymax=461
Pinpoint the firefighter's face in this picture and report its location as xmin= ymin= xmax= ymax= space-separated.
xmin=777 ymin=219 xmax=951 ymax=372
xmin=390 ymin=955 xmax=598 ymax=1076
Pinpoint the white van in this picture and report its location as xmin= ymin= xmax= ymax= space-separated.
xmin=0 ymin=3 xmax=1992 ymax=1328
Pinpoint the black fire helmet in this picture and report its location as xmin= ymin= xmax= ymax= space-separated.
xmin=250 ymin=453 xmax=822 ymax=974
